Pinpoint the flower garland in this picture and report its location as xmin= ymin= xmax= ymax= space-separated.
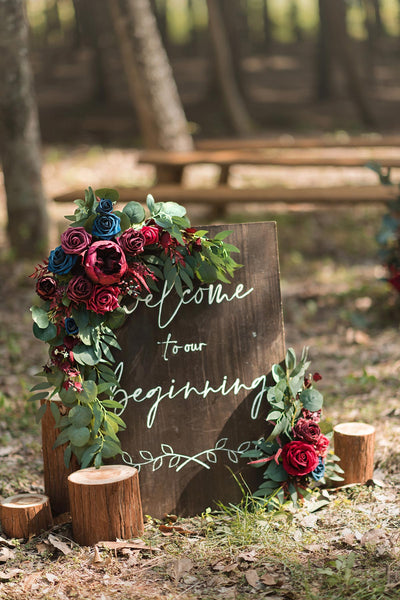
xmin=243 ymin=347 xmax=343 ymax=508
xmin=30 ymin=187 xmax=241 ymax=469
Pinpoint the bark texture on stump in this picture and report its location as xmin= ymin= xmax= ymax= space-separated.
xmin=41 ymin=401 xmax=79 ymax=515
xmin=0 ymin=494 xmax=53 ymax=539
xmin=333 ymin=422 xmax=375 ymax=485
xmin=68 ymin=465 xmax=144 ymax=546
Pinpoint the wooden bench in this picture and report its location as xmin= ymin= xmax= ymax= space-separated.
xmin=54 ymin=183 xmax=395 ymax=210
xmin=137 ymin=149 xmax=400 ymax=185
xmin=195 ymin=134 xmax=400 ymax=151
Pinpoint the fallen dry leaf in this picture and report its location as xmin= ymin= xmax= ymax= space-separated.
xmin=97 ymin=540 xmax=156 ymax=551
xmin=361 ymin=529 xmax=388 ymax=546
xmin=47 ymin=534 xmax=72 ymax=555
xmin=36 ymin=542 xmax=50 ymax=555
xmin=170 ymin=557 xmax=193 ymax=581
xmin=238 ymin=549 xmax=257 ymax=562
xmin=245 ymin=569 xmax=260 ymax=588
xmin=0 ymin=536 xmax=16 ymax=548
xmin=212 ymin=561 xmax=238 ymax=573
xmin=0 ymin=569 xmax=23 ymax=581
xmin=0 ymin=547 xmax=15 ymax=562
xmin=92 ymin=546 xmax=103 ymax=563
xmin=159 ymin=524 xmax=196 ymax=536
xmin=44 ymin=572 xmax=58 ymax=584
xmin=260 ymin=573 xmax=278 ymax=586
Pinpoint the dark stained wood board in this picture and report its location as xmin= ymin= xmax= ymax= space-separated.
xmin=115 ymin=222 xmax=285 ymax=517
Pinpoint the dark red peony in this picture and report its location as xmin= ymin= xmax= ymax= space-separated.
xmin=281 ymin=440 xmax=319 ymax=477
xmin=88 ymin=285 xmax=120 ymax=314
xmin=293 ymin=418 xmax=321 ymax=444
xmin=61 ymin=226 xmax=92 ymax=254
xmin=84 ymin=240 xmax=127 ymax=285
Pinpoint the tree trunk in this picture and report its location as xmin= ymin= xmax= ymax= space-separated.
xmin=123 ymin=0 xmax=194 ymax=151
xmin=68 ymin=465 xmax=144 ymax=546
xmin=316 ymin=0 xmax=332 ymax=100
xmin=206 ymin=0 xmax=253 ymax=136
xmin=0 ymin=494 xmax=53 ymax=539
xmin=325 ymin=0 xmax=376 ymax=127
xmin=333 ymin=422 xmax=375 ymax=485
xmin=0 ymin=0 xmax=48 ymax=258
xmin=263 ymin=0 xmax=272 ymax=51
xmin=41 ymin=400 xmax=79 ymax=515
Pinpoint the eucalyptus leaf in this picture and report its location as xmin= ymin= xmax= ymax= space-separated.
xmin=95 ymin=188 xmax=119 ymax=203
xmin=69 ymin=426 xmax=91 ymax=447
xmin=30 ymin=306 xmax=49 ymax=329
xmin=300 ymin=388 xmax=323 ymax=412
xmin=68 ymin=405 xmax=93 ymax=427
xmin=122 ymin=201 xmax=146 ymax=224
xmin=33 ymin=321 xmax=57 ymax=342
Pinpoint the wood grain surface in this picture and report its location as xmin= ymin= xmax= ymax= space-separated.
xmin=115 ymin=222 xmax=285 ymax=517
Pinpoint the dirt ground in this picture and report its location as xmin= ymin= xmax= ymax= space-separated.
xmin=1 ymin=143 xmax=400 ymax=598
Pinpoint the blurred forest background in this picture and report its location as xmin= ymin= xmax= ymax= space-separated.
xmin=1 ymin=0 xmax=400 ymax=257
xmin=26 ymin=0 xmax=400 ymax=143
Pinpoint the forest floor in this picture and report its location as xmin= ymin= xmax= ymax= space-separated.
xmin=1 ymin=147 xmax=400 ymax=599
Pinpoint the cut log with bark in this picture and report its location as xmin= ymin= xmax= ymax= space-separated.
xmin=333 ymin=422 xmax=375 ymax=485
xmin=0 ymin=494 xmax=53 ymax=539
xmin=68 ymin=465 xmax=144 ymax=546
xmin=41 ymin=400 xmax=79 ymax=515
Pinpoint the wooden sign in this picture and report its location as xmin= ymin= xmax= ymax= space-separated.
xmin=115 ymin=222 xmax=285 ymax=517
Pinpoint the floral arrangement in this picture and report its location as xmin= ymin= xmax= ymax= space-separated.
xmin=368 ymin=162 xmax=400 ymax=292
xmin=30 ymin=187 xmax=241 ymax=469
xmin=243 ymin=347 xmax=343 ymax=508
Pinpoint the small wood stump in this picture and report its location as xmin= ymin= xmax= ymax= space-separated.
xmin=333 ymin=422 xmax=375 ymax=485
xmin=41 ymin=400 xmax=79 ymax=515
xmin=68 ymin=465 xmax=144 ymax=546
xmin=0 ymin=494 xmax=53 ymax=539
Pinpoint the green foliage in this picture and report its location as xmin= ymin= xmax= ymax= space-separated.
xmin=243 ymin=347 xmax=343 ymax=509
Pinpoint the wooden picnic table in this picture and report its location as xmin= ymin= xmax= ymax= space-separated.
xmin=196 ymin=134 xmax=400 ymax=150
xmin=137 ymin=149 xmax=400 ymax=184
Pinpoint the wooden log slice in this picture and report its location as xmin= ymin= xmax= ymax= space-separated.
xmin=333 ymin=422 xmax=375 ymax=485
xmin=0 ymin=493 xmax=53 ymax=539
xmin=41 ymin=400 xmax=79 ymax=515
xmin=68 ymin=465 xmax=144 ymax=546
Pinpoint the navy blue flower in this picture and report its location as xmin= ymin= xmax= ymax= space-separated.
xmin=310 ymin=457 xmax=325 ymax=481
xmin=64 ymin=317 xmax=79 ymax=336
xmin=48 ymin=246 xmax=77 ymax=275
xmin=96 ymin=198 xmax=114 ymax=214
xmin=92 ymin=213 xmax=121 ymax=239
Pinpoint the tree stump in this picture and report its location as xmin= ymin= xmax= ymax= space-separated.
xmin=0 ymin=493 xmax=53 ymax=539
xmin=68 ymin=465 xmax=144 ymax=546
xmin=41 ymin=400 xmax=79 ymax=515
xmin=333 ymin=422 xmax=375 ymax=485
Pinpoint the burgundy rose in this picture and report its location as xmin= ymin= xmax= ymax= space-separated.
xmin=141 ymin=225 xmax=159 ymax=246
xmin=88 ymin=285 xmax=120 ymax=314
xmin=316 ymin=434 xmax=330 ymax=458
xmin=282 ymin=441 xmax=319 ymax=477
xmin=61 ymin=227 xmax=92 ymax=255
xmin=67 ymin=275 xmax=94 ymax=305
xmin=159 ymin=231 xmax=173 ymax=249
xmin=293 ymin=418 xmax=321 ymax=444
xmin=118 ymin=229 xmax=146 ymax=256
xmin=36 ymin=275 xmax=58 ymax=300
xmin=84 ymin=240 xmax=127 ymax=285
xmin=301 ymin=408 xmax=322 ymax=423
